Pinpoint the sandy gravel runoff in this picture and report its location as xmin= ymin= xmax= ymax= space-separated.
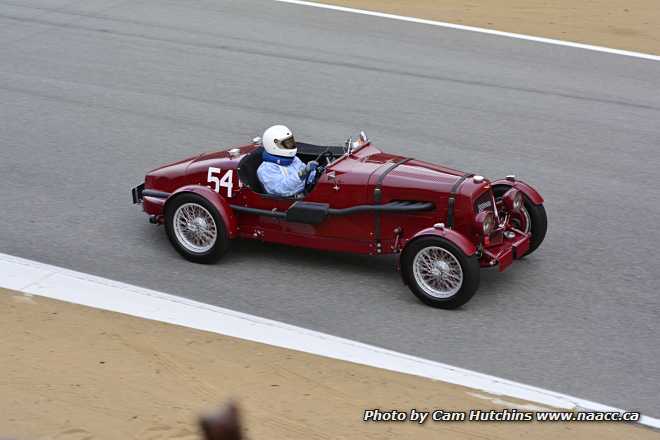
xmin=311 ymin=0 xmax=660 ymax=55
xmin=1 ymin=289 xmax=656 ymax=440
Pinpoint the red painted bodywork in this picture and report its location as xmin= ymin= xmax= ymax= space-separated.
xmin=491 ymin=178 xmax=544 ymax=205
xmin=138 ymin=142 xmax=542 ymax=270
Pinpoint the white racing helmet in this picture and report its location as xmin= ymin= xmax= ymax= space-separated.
xmin=263 ymin=125 xmax=297 ymax=157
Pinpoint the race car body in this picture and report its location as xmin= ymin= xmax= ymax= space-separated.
xmin=132 ymin=132 xmax=547 ymax=309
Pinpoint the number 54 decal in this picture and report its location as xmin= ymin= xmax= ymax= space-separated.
xmin=207 ymin=167 xmax=236 ymax=197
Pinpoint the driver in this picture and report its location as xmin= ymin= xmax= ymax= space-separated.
xmin=257 ymin=125 xmax=318 ymax=197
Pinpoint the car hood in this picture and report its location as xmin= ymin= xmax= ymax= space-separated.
xmin=384 ymin=158 xmax=466 ymax=193
xmin=357 ymin=149 xmax=467 ymax=195
xmin=347 ymin=146 xmax=489 ymax=206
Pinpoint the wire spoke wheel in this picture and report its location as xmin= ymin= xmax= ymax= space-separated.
xmin=510 ymin=206 xmax=531 ymax=234
xmin=412 ymin=246 xmax=463 ymax=298
xmin=173 ymin=203 xmax=218 ymax=253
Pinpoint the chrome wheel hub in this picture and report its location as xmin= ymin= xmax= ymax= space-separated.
xmin=188 ymin=217 xmax=208 ymax=233
xmin=430 ymin=260 xmax=450 ymax=277
xmin=173 ymin=203 xmax=217 ymax=253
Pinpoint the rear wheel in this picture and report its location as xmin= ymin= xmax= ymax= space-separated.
xmin=165 ymin=193 xmax=229 ymax=264
xmin=401 ymin=237 xmax=480 ymax=309
xmin=493 ymin=185 xmax=547 ymax=256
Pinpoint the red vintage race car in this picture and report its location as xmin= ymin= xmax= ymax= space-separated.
xmin=131 ymin=132 xmax=547 ymax=309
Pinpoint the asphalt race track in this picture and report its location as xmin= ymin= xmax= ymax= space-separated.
xmin=1 ymin=0 xmax=659 ymax=416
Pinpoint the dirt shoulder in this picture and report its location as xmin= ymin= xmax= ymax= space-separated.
xmin=312 ymin=0 xmax=660 ymax=55
xmin=0 ymin=289 xmax=655 ymax=439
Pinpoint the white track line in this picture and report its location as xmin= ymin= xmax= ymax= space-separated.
xmin=275 ymin=0 xmax=660 ymax=62
xmin=0 ymin=252 xmax=658 ymax=429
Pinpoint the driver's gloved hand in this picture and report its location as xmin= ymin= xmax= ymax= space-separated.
xmin=298 ymin=160 xmax=319 ymax=179
xmin=306 ymin=168 xmax=317 ymax=185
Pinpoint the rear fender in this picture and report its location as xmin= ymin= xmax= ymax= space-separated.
xmin=491 ymin=178 xmax=544 ymax=205
xmin=167 ymin=185 xmax=237 ymax=238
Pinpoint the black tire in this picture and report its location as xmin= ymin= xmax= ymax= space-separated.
xmin=401 ymin=237 xmax=480 ymax=309
xmin=493 ymin=185 xmax=547 ymax=256
xmin=164 ymin=193 xmax=230 ymax=264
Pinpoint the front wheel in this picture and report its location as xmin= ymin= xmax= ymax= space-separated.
xmin=164 ymin=193 xmax=230 ymax=264
xmin=493 ymin=185 xmax=547 ymax=256
xmin=401 ymin=237 xmax=480 ymax=309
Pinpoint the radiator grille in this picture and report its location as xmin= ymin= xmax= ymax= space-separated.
xmin=475 ymin=191 xmax=494 ymax=213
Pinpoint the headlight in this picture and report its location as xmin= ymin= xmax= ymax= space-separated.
xmin=475 ymin=211 xmax=495 ymax=235
xmin=503 ymin=188 xmax=523 ymax=212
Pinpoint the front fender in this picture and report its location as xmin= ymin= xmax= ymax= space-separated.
xmin=397 ymin=227 xmax=477 ymax=276
xmin=403 ymin=227 xmax=478 ymax=257
xmin=167 ymin=185 xmax=238 ymax=238
xmin=491 ymin=178 xmax=544 ymax=205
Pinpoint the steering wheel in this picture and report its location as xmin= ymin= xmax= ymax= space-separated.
xmin=314 ymin=149 xmax=334 ymax=165
xmin=301 ymin=149 xmax=333 ymax=194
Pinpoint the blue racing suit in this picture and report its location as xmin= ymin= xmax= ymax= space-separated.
xmin=257 ymin=152 xmax=307 ymax=197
